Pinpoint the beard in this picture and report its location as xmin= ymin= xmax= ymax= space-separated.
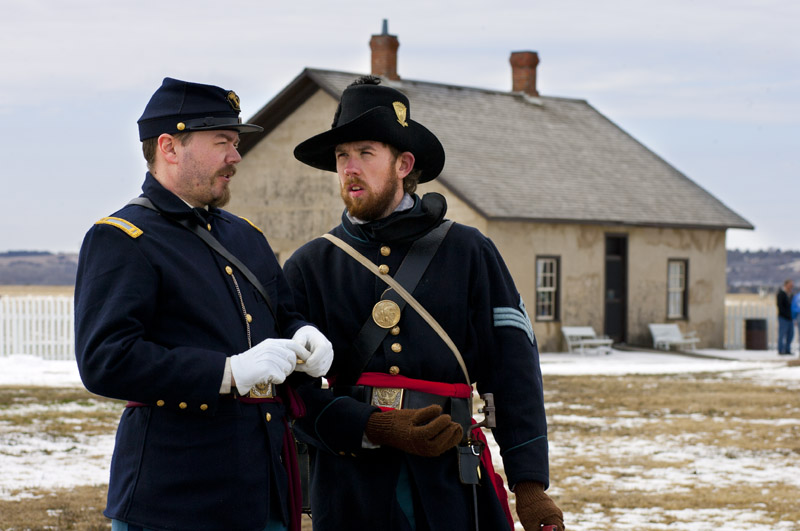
xmin=181 ymin=164 xmax=235 ymax=208
xmin=341 ymin=166 xmax=402 ymax=221
xmin=208 ymin=169 xmax=233 ymax=208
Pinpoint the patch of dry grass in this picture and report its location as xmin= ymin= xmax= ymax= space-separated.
xmin=0 ymin=387 xmax=122 ymax=439
xmin=544 ymin=374 xmax=800 ymax=529
xmin=4 ymin=375 xmax=800 ymax=529
xmin=0 ymin=285 xmax=74 ymax=297
xmin=0 ymin=484 xmax=312 ymax=530
xmin=0 ymin=485 xmax=108 ymax=530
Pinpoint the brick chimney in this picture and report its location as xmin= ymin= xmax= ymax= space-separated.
xmin=510 ymin=51 xmax=540 ymax=97
xmin=370 ymin=19 xmax=400 ymax=80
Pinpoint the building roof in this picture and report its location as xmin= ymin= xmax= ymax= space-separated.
xmin=241 ymin=68 xmax=753 ymax=230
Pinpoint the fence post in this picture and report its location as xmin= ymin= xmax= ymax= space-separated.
xmin=0 ymin=295 xmax=75 ymax=360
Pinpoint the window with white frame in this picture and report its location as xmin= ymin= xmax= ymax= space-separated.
xmin=667 ymin=259 xmax=688 ymax=319
xmin=535 ymin=256 xmax=559 ymax=321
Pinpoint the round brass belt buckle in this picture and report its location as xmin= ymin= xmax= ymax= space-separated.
xmin=372 ymin=299 xmax=401 ymax=329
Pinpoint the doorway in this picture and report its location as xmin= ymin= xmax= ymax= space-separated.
xmin=604 ymin=234 xmax=628 ymax=342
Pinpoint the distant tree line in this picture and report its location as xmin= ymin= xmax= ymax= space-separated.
xmin=727 ymin=249 xmax=800 ymax=293
xmin=1 ymin=249 xmax=798 ymax=291
xmin=0 ymin=251 xmax=78 ymax=286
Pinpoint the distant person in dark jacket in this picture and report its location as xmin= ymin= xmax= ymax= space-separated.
xmin=777 ymin=279 xmax=794 ymax=354
xmin=792 ymin=290 xmax=800 ymax=353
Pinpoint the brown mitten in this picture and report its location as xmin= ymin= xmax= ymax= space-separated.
xmin=515 ymin=481 xmax=565 ymax=531
xmin=364 ymin=404 xmax=463 ymax=457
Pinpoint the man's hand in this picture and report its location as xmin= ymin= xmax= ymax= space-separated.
xmin=364 ymin=404 xmax=463 ymax=457
xmin=515 ymin=481 xmax=565 ymax=531
xmin=230 ymin=339 xmax=304 ymax=395
xmin=291 ymin=325 xmax=334 ymax=377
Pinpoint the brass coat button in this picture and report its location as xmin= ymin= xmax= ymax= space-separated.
xmin=225 ymin=266 xmax=233 ymax=275
xmin=179 ymin=402 xmax=188 ymax=409
xmin=389 ymin=365 xmax=400 ymax=375
xmin=200 ymin=404 xmax=208 ymax=411
xmin=246 ymin=313 xmax=253 ymax=323
xmin=156 ymin=400 xmax=165 ymax=407
xmin=380 ymin=246 xmax=391 ymax=256
xmin=207 ymin=223 xmax=212 ymax=231
xmin=177 ymin=122 xmax=186 ymax=131
xmin=378 ymin=264 xmax=390 ymax=274
xmin=391 ymin=343 xmax=402 ymax=353
xmin=266 ymin=412 xmax=272 ymax=422
xmin=390 ymin=326 xmax=400 ymax=336
xmin=339 ymin=451 xmax=346 ymax=456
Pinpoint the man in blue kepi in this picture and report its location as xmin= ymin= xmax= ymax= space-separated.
xmin=74 ymin=77 xmax=334 ymax=531
xmin=284 ymin=75 xmax=564 ymax=530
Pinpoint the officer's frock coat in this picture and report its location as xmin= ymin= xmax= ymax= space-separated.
xmin=75 ymin=173 xmax=308 ymax=531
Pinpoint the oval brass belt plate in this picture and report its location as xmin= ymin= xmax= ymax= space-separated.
xmin=372 ymin=299 xmax=401 ymax=329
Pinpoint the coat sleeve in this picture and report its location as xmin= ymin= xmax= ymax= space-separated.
xmin=471 ymin=237 xmax=550 ymax=490
xmin=74 ymin=224 xmax=227 ymax=411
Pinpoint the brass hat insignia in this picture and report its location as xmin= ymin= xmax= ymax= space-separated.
xmin=392 ymin=101 xmax=409 ymax=127
xmin=227 ymin=91 xmax=241 ymax=111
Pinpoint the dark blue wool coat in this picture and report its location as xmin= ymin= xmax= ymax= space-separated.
xmin=283 ymin=196 xmax=549 ymax=531
xmin=74 ymin=173 xmax=308 ymax=531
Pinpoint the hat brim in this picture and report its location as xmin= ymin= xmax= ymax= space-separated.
xmin=188 ymin=123 xmax=264 ymax=134
xmin=293 ymin=107 xmax=444 ymax=183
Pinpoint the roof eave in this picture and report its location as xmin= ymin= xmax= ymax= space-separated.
xmin=482 ymin=215 xmax=755 ymax=231
xmin=238 ymin=69 xmax=325 ymax=156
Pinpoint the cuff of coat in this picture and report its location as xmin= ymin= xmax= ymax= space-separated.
xmin=502 ymin=435 xmax=550 ymax=490
xmin=219 ymin=358 xmax=232 ymax=394
xmin=314 ymin=396 xmax=379 ymax=456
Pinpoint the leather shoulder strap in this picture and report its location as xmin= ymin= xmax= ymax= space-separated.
xmin=322 ymin=223 xmax=470 ymax=385
xmin=127 ymin=197 xmax=280 ymax=332
xmin=350 ymin=221 xmax=452 ymax=383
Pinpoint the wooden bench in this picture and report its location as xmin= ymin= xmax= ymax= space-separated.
xmin=561 ymin=326 xmax=613 ymax=355
xmin=648 ymin=323 xmax=700 ymax=351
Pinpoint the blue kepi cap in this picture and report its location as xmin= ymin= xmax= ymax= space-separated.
xmin=137 ymin=77 xmax=263 ymax=141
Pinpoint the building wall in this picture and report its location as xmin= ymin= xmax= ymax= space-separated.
xmin=476 ymin=221 xmax=727 ymax=351
xmin=229 ymin=89 xmax=342 ymax=261
xmin=231 ymin=87 xmax=728 ymax=352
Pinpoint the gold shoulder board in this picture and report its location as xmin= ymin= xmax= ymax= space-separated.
xmin=239 ymin=216 xmax=263 ymax=234
xmin=95 ymin=217 xmax=143 ymax=238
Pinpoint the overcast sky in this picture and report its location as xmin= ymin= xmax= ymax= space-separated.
xmin=2 ymin=0 xmax=797 ymax=253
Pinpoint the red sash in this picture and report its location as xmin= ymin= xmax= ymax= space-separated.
xmin=356 ymin=373 xmax=515 ymax=529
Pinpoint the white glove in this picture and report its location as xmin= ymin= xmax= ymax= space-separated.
xmin=291 ymin=325 xmax=334 ymax=378
xmin=230 ymin=338 xmax=305 ymax=395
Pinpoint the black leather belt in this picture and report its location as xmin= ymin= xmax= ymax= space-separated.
xmin=335 ymin=385 xmax=472 ymax=439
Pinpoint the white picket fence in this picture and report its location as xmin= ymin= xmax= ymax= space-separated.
xmin=0 ymin=296 xmax=74 ymax=360
xmin=0 ymin=294 xmax=788 ymax=359
xmin=724 ymin=299 xmax=777 ymax=350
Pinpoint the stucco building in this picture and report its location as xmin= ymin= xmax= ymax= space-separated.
xmin=230 ymin=27 xmax=752 ymax=351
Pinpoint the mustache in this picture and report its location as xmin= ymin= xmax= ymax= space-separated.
xmin=343 ymin=178 xmax=365 ymax=188
xmin=218 ymin=165 xmax=237 ymax=177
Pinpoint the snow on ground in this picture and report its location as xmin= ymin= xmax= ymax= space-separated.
xmin=540 ymin=347 xmax=800 ymax=378
xmin=1 ymin=349 xmax=799 ymax=528
xmin=3 ymin=348 xmax=795 ymax=388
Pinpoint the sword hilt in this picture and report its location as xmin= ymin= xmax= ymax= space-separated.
xmin=471 ymin=393 xmax=496 ymax=431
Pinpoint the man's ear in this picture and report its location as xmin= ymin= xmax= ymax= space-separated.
xmin=157 ymin=134 xmax=179 ymax=165
xmin=396 ymin=151 xmax=416 ymax=179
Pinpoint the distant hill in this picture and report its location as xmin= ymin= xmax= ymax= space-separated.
xmin=2 ymin=249 xmax=798 ymax=292
xmin=0 ymin=251 xmax=79 ymax=285
xmin=727 ymin=249 xmax=800 ymax=293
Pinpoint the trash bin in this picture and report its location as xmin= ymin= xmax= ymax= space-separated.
xmin=744 ymin=318 xmax=767 ymax=350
